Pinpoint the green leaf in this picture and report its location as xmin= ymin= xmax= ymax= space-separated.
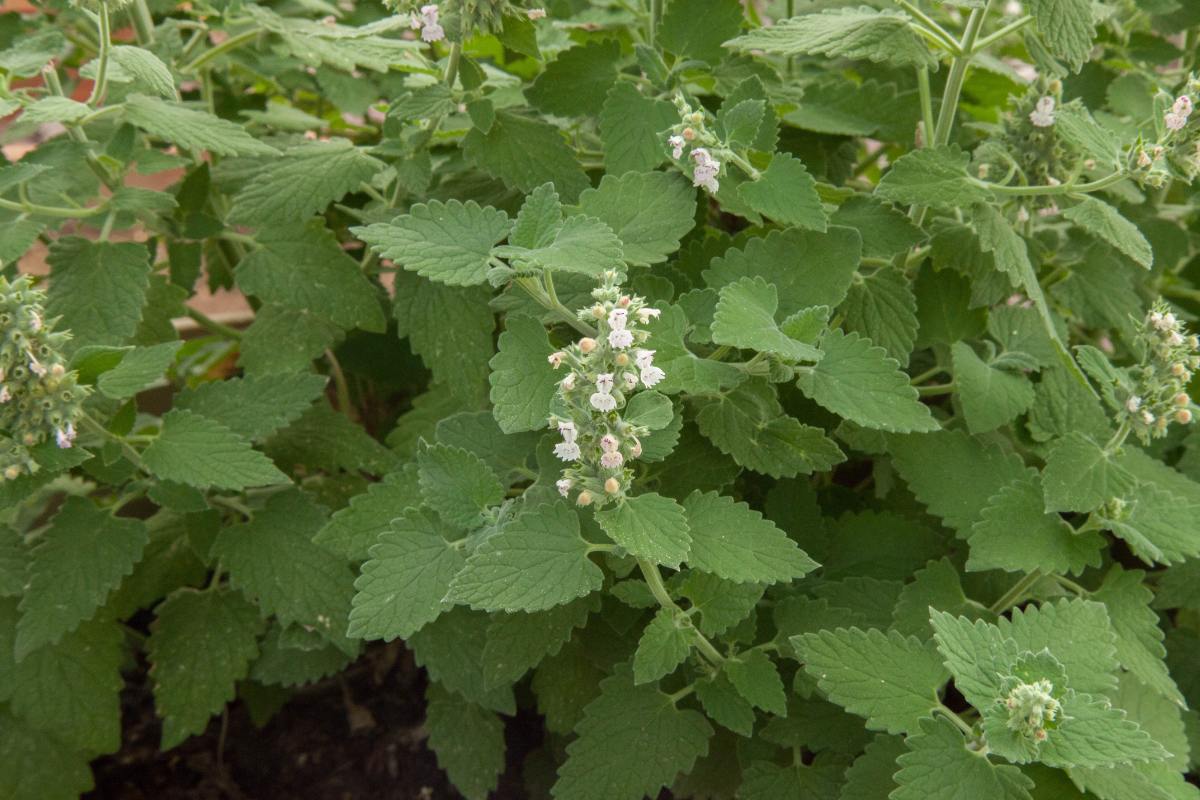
xmin=15 ymin=496 xmax=147 ymax=659
xmin=237 ymin=303 xmax=343 ymax=376
xmin=841 ymin=266 xmax=920 ymax=366
xmin=124 ymin=94 xmax=279 ymax=156
xmin=705 ymin=226 xmax=862 ymax=318
xmin=354 ymin=199 xmax=512 ymax=287
xmin=143 ymin=409 xmax=289 ymax=491
xmin=552 ymin=665 xmax=713 ymax=800
xmin=495 ymin=214 xmax=624 ymax=276
xmin=8 ymin=618 xmax=123 ymax=754
xmin=679 ymin=572 xmax=764 ymax=636
xmin=425 ymin=683 xmax=506 ymax=800
xmin=797 ymin=329 xmax=939 ymax=433
xmin=737 ymin=153 xmax=827 ymax=231
xmin=968 ymin=473 xmax=1104 ymax=575
xmin=929 ymin=610 xmax=1021 ymax=708
xmin=595 ymin=492 xmax=692 ymax=568
xmin=0 ymin=29 xmax=66 ymax=77
xmin=95 ymin=342 xmax=182 ymax=400
xmin=890 ymin=429 xmax=1032 ymax=535
xmin=893 ymin=716 xmax=1035 ymax=800
xmin=212 ymin=490 xmax=355 ymax=643
xmin=264 ymin=402 xmax=399 ymax=475
xmin=148 ymin=588 xmax=262 ymax=748
xmin=315 ymin=469 xmax=422 ymax=560
xmin=481 ymin=597 xmax=596 ymax=689
xmin=1055 ymin=104 xmax=1122 ymax=169
xmin=417 ymin=443 xmax=504 ymax=531
xmin=409 ymin=608 xmax=515 ymax=712
xmin=1101 ymin=483 xmax=1200 ymax=566
xmin=840 ymin=734 xmax=906 ymax=800
xmin=1040 ymin=692 xmax=1170 ymax=768
xmin=913 ymin=264 xmax=987 ymax=348
xmin=109 ymin=45 xmax=175 ymax=98
xmin=951 ymin=342 xmax=1036 ymax=434
xmin=527 ymin=40 xmax=620 ymax=117
xmin=1063 ymin=197 xmax=1154 ymax=269
xmin=1091 ymin=566 xmax=1183 ymax=706
xmin=599 ymin=83 xmax=679 ymax=176
xmin=229 ymin=139 xmax=385 ymax=227
xmin=623 ymin=391 xmax=675 ymax=431
xmin=0 ymin=709 xmax=93 ymax=800
xmin=463 ymin=111 xmax=590 ymax=203
xmin=347 ymin=508 xmax=465 ymax=641
xmin=1042 ymin=432 xmax=1136 ymax=513
xmin=682 ymin=490 xmax=818 ymax=584
xmin=891 ymin=558 xmax=980 ymax=639
xmin=726 ymin=8 xmax=936 ymax=68
xmin=447 ymin=502 xmax=603 ymax=612
xmin=660 ymin=0 xmax=744 ymax=62
xmin=46 ymin=237 xmax=150 ymax=350
xmin=876 ymin=146 xmax=991 ymax=211
xmin=725 ymin=649 xmax=786 ymax=715
xmin=711 ymin=276 xmax=822 ymax=361
xmin=250 ymin=625 xmax=354 ymax=688
xmin=696 ymin=380 xmax=845 ymax=478
xmin=575 ymin=171 xmax=697 ymax=267
xmin=999 ymin=599 xmax=1119 ymax=695
xmin=489 ymin=314 xmax=559 ymax=434
xmin=695 ymin=673 xmax=755 ymax=736
xmin=236 ymin=221 xmax=385 ymax=332
xmin=22 ymin=96 xmax=90 ymax=124
xmin=633 ymin=608 xmax=694 ymax=684
xmin=738 ymin=754 xmax=850 ymax=799
xmin=175 ymin=373 xmax=327 ymax=441
xmin=1027 ymin=0 xmax=1097 ymax=71
xmin=794 ymin=628 xmax=947 ymax=734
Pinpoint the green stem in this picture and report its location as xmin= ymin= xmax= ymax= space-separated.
xmin=988 ymin=569 xmax=1043 ymax=614
xmin=726 ymin=150 xmax=760 ymax=180
xmin=935 ymin=704 xmax=976 ymax=738
xmin=649 ymin=0 xmax=662 ymax=47
xmin=1053 ymin=574 xmax=1089 ymax=596
xmin=184 ymin=307 xmax=243 ymax=340
xmin=895 ymin=0 xmax=961 ymax=53
xmin=443 ymin=41 xmax=461 ymax=87
xmin=129 ymin=0 xmax=156 ymax=45
xmin=973 ymin=14 xmax=1033 ymax=51
xmin=909 ymin=364 xmax=947 ymax=385
xmin=1103 ymin=419 xmax=1132 ymax=454
xmin=0 ymin=195 xmax=108 ymax=219
xmin=917 ymin=381 xmax=956 ymax=396
xmin=977 ymin=171 xmax=1127 ymax=197
xmin=86 ymin=2 xmax=112 ymax=106
xmin=932 ymin=2 xmax=991 ymax=147
xmin=515 ymin=276 xmax=597 ymax=337
xmin=637 ymin=558 xmax=726 ymax=667
xmin=324 ymin=348 xmax=355 ymax=420
xmin=80 ymin=411 xmax=147 ymax=471
xmin=917 ymin=66 xmax=936 ymax=148
xmin=183 ymin=28 xmax=262 ymax=73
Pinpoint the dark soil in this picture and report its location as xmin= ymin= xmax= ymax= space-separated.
xmin=86 ymin=642 xmax=536 ymax=800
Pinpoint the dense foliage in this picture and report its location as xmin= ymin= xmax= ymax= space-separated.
xmin=4 ymin=0 xmax=1200 ymax=797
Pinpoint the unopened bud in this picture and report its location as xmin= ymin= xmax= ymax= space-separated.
xmin=579 ymin=338 xmax=597 ymax=353
xmin=682 ymin=127 xmax=696 ymax=141
xmin=1176 ymin=393 xmax=1191 ymax=406
xmin=1178 ymin=408 xmax=1194 ymax=424
xmin=615 ymin=352 xmax=630 ymax=367
xmin=618 ymin=296 xmax=632 ymax=308
xmin=3 ymin=465 xmax=19 ymax=481
xmin=591 ymin=304 xmax=605 ymax=319
xmin=604 ymin=477 xmax=621 ymax=494
xmin=576 ymin=490 xmax=593 ymax=506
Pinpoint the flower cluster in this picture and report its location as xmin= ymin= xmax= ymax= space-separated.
xmin=546 ymin=272 xmax=664 ymax=508
xmin=1028 ymin=96 xmax=1056 ymax=128
xmin=1000 ymin=678 xmax=1062 ymax=743
xmin=978 ymin=83 xmax=1073 ymax=217
xmin=665 ymin=94 xmax=722 ymax=196
xmin=410 ymin=3 xmax=444 ymax=41
xmin=1165 ymin=95 xmax=1193 ymax=132
xmin=1121 ymin=302 xmax=1199 ymax=442
xmin=0 ymin=275 xmax=88 ymax=480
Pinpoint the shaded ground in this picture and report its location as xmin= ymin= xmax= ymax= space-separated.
xmin=84 ymin=642 xmax=535 ymax=800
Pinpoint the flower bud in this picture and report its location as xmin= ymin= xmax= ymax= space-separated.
xmin=579 ymin=338 xmax=597 ymax=353
xmin=576 ymin=490 xmax=593 ymax=506
xmin=618 ymin=296 xmax=632 ymax=308
xmin=1178 ymin=409 xmax=1193 ymax=424
xmin=3 ymin=465 xmax=19 ymax=481
xmin=604 ymin=477 xmax=621 ymax=494
xmin=615 ymin=352 xmax=630 ymax=367
xmin=1175 ymin=393 xmax=1190 ymax=406
xmin=591 ymin=304 xmax=606 ymax=319
xmin=682 ymin=127 xmax=696 ymax=141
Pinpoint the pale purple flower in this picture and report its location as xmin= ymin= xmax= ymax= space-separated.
xmin=600 ymin=451 xmax=624 ymax=469
xmin=55 ymin=423 xmax=75 ymax=449
xmin=558 ymin=420 xmax=577 ymax=443
xmin=1029 ymin=96 xmax=1056 ymax=128
xmin=1126 ymin=396 xmax=1142 ymax=413
xmin=548 ymin=351 xmax=566 ymax=368
xmin=527 ymin=7 xmax=546 ymax=19
xmin=415 ymin=4 xmax=444 ymax=41
xmin=608 ymin=308 xmax=628 ymax=330
xmin=640 ymin=365 xmax=665 ymax=387
xmin=28 ymin=354 xmax=46 ymax=378
xmin=600 ymin=434 xmax=619 ymax=453
xmin=622 ymin=372 xmax=638 ymax=391
xmin=556 ymin=478 xmax=572 ymax=496
xmin=595 ymin=373 xmax=614 ymax=393
xmin=690 ymin=150 xmax=720 ymax=193
xmin=608 ymin=328 xmax=634 ymax=349
xmin=636 ymin=307 xmax=661 ymax=324
xmin=561 ymin=373 xmax=576 ymax=391
xmin=590 ymin=392 xmax=617 ymax=412
xmin=635 ymin=349 xmax=655 ymax=370
xmin=0 ymin=386 xmax=9 ymax=403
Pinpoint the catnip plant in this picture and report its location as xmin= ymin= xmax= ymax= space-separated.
xmin=5 ymin=0 xmax=1200 ymax=798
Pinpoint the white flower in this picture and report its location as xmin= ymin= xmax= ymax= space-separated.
xmin=1168 ymin=331 xmax=1185 ymax=346
xmin=608 ymin=328 xmax=634 ymax=349
xmin=636 ymin=307 xmax=661 ymax=324
xmin=630 ymin=439 xmax=642 ymax=458
xmin=1138 ymin=150 xmax=1153 ymax=168
xmin=1029 ymin=96 xmax=1056 ymax=128
xmin=1016 ymin=207 xmax=1030 ymax=223
xmin=554 ymin=441 xmax=581 ymax=461
xmin=556 ymin=478 xmax=572 ymax=496
xmin=1004 ymin=0 xmax=1022 ymax=15
xmin=527 ymin=7 xmax=546 ymax=19
xmin=0 ymin=386 xmax=9 ymax=403
xmin=640 ymin=365 xmax=666 ymax=387
xmin=608 ymin=308 xmax=628 ymax=330
xmin=1037 ymin=203 xmax=1059 ymax=218
xmin=558 ymin=420 xmax=577 ymax=443
xmin=1142 ymin=410 xmax=1156 ymax=425
xmin=548 ymin=351 xmax=565 ymax=368
xmin=600 ymin=434 xmax=619 ymax=453
xmin=28 ymin=311 xmax=41 ymax=332
xmin=635 ymin=349 xmax=656 ymax=370
xmin=561 ymin=373 xmax=576 ymax=391
xmin=1126 ymin=395 xmax=1142 ymax=413
xmin=600 ymin=451 xmax=624 ymax=469
xmin=590 ymin=392 xmax=617 ymax=412
xmin=595 ymin=373 xmax=614 ymax=393
xmin=668 ymin=134 xmax=685 ymax=159
xmin=690 ymin=148 xmax=721 ymax=193
xmin=1174 ymin=95 xmax=1193 ymax=117
xmin=622 ymin=371 xmax=638 ymax=391
xmin=55 ymin=423 xmax=75 ymax=449
xmin=1166 ymin=112 xmax=1189 ymax=132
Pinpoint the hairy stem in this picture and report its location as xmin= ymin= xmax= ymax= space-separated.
xmin=183 ymin=28 xmax=262 ymax=73
xmin=989 ymin=569 xmax=1043 ymax=614
xmin=637 ymin=558 xmax=726 ymax=667
xmin=86 ymin=2 xmax=112 ymax=106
